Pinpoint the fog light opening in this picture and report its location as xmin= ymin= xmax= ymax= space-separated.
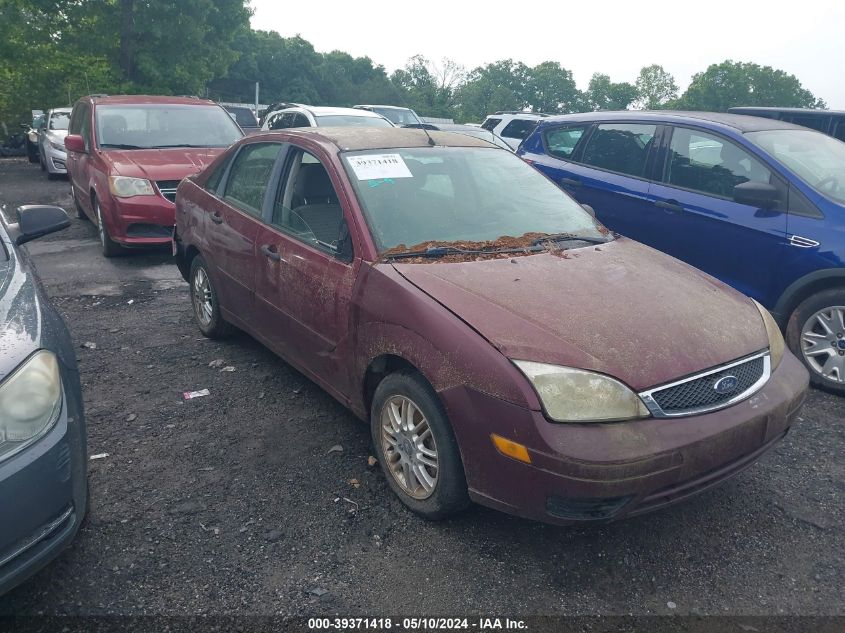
xmin=491 ymin=434 xmax=531 ymax=464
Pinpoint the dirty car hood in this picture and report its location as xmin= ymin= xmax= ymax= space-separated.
xmin=392 ymin=239 xmax=768 ymax=391
xmin=105 ymin=147 xmax=225 ymax=181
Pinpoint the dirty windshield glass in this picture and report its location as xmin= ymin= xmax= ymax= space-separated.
xmin=746 ymin=129 xmax=845 ymax=204
xmin=342 ymin=146 xmax=607 ymax=253
xmin=96 ymin=104 xmax=243 ymax=149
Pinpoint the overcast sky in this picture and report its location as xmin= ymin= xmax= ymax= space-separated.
xmin=250 ymin=0 xmax=844 ymax=109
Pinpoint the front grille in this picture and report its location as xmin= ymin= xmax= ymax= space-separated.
xmin=156 ymin=180 xmax=180 ymax=203
xmin=640 ymin=352 xmax=769 ymax=417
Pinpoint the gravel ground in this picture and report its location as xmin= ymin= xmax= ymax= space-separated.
xmin=0 ymin=157 xmax=842 ymax=618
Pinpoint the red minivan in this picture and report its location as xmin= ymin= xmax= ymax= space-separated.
xmin=65 ymin=95 xmax=243 ymax=256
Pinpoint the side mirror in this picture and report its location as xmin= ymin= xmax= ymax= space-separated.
xmin=733 ymin=181 xmax=779 ymax=209
xmin=15 ymin=205 xmax=70 ymax=245
xmin=581 ymin=204 xmax=596 ymax=218
xmin=64 ymin=134 xmax=86 ymax=153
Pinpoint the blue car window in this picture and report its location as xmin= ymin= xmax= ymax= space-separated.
xmin=667 ymin=128 xmax=770 ymax=199
xmin=580 ymin=123 xmax=656 ymax=178
xmin=545 ymin=126 xmax=587 ymax=159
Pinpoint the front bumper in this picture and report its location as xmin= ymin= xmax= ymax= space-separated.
xmin=441 ymin=351 xmax=809 ymax=525
xmin=0 ymin=388 xmax=87 ymax=596
xmin=43 ymin=144 xmax=67 ymax=174
xmin=103 ymin=195 xmax=176 ymax=247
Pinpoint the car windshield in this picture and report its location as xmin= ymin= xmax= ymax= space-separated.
xmin=372 ymin=108 xmax=420 ymax=125
xmin=316 ymin=115 xmax=393 ymax=128
xmin=96 ymin=104 xmax=243 ymax=149
xmin=342 ymin=146 xmax=607 ymax=253
xmin=746 ymin=129 xmax=845 ymax=204
xmin=49 ymin=112 xmax=70 ymax=131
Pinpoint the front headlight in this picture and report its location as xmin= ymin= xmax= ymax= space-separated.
xmin=0 ymin=350 xmax=62 ymax=462
xmin=753 ymin=300 xmax=785 ymax=369
xmin=49 ymin=137 xmax=66 ymax=151
xmin=513 ymin=361 xmax=650 ymax=422
xmin=109 ymin=176 xmax=155 ymax=198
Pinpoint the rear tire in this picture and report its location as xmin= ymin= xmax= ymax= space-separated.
xmin=189 ymin=255 xmax=232 ymax=339
xmin=786 ymin=288 xmax=845 ymax=395
xmin=370 ymin=371 xmax=469 ymax=520
xmin=95 ymin=199 xmax=123 ymax=258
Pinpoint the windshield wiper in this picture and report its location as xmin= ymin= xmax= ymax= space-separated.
xmin=385 ymin=245 xmax=540 ymax=260
xmin=530 ymin=233 xmax=610 ymax=246
xmin=100 ymin=143 xmax=146 ymax=149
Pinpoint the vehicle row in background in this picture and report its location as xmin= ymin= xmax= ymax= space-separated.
xmin=262 ymin=105 xmax=394 ymax=131
xmin=729 ymin=107 xmax=845 ymax=142
xmin=518 ymin=111 xmax=845 ymax=393
xmin=38 ymin=108 xmax=71 ymax=178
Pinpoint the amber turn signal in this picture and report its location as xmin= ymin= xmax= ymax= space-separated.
xmin=491 ymin=434 xmax=531 ymax=464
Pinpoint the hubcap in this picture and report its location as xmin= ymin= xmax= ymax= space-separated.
xmin=380 ymin=395 xmax=438 ymax=500
xmin=192 ymin=267 xmax=214 ymax=327
xmin=800 ymin=306 xmax=845 ymax=383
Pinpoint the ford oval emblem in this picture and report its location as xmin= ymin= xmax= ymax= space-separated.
xmin=714 ymin=375 xmax=739 ymax=395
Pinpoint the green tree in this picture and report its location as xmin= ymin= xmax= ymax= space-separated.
xmin=586 ymin=73 xmax=639 ymax=111
xmin=453 ymin=59 xmax=530 ymax=122
xmin=390 ymin=55 xmax=457 ymax=118
xmin=526 ymin=61 xmax=583 ymax=113
xmin=634 ymin=64 xmax=678 ymax=109
xmin=675 ymin=60 xmax=825 ymax=111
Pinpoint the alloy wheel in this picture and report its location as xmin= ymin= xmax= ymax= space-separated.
xmin=192 ymin=266 xmax=214 ymax=328
xmin=380 ymin=395 xmax=439 ymax=499
xmin=96 ymin=203 xmax=106 ymax=247
xmin=800 ymin=305 xmax=845 ymax=384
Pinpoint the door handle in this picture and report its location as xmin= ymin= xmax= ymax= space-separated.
xmin=210 ymin=212 xmax=223 ymax=224
xmin=655 ymin=200 xmax=685 ymax=213
xmin=260 ymin=244 xmax=281 ymax=261
xmin=560 ymin=177 xmax=581 ymax=187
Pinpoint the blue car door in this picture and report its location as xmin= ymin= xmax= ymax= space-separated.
xmin=526 ymin=122 xmax=662 ymax=241
xmin=647 ymin=125 xmax=788 ymax=303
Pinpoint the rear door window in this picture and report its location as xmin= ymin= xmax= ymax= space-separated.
xmin=222 ymin=143 xmax=283 ymax=216
xmin=481 ymin=117 xmax=501 ymax=132
xmin=500 ymin=119 xmax=538 ymax=141
xmin=580 ymin=123 xmax=656 ymax=178
xmin=544 ymin=126 xmax=588 ymax=159
xmin=665 ymin=127 xmax=771 ymax=199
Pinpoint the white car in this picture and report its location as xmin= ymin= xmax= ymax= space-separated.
xmin=353 ymin=105 xmax=422 ymax=126
xmin=481 ymin=112 xmax=549 ymax=150
xmin=38 ymin=107 xmax=71 ymax=178
xmin=261 ymin=106 xmax=394 ymax=131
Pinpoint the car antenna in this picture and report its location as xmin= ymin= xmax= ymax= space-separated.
xmin=420 ymin=124 xmax=436 ymax=147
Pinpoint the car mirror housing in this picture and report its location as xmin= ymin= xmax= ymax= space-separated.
xmin=14 ymin=205 xmax=71 ymax=245
xmin=64 ymin=134 xmax=86 ymax=153
xmin=733 ymin=181 xmax=780 ymax=209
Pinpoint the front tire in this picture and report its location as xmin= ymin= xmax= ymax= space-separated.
xmin=95 ymin=199 xmax=123 ymax=257
xmin=189 ymin=255 xmax=231 ymax=339
xmin=786 ymin=288 xmax=845 ymax=395
xmin=371 ymin=372 xmax=469 ymax=520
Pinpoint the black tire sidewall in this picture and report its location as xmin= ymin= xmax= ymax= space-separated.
xmin=370 ymin=372 xmax=469 ymax=520
xmin=786 ymin=288 xmax=845 ymax=395
xmin=188 ymin=255 xmax=230 ymax=339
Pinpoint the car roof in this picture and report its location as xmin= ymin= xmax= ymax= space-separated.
xmin=284 ymin=106 xmax=386 ymax=118
xmin=435 ymin=123 xmax=492 ymax=133
xmin=729 ymin=106 xmax=845 ymax=116
xmin=88 ymin=95 xmax=220 ymax=107
xmin=538 ymin=110 xmax=807 ymax=132
xmin=262 ymin=127 xmax=499 ymax=152
xmin=49 ymin=107 xmax=72 ymax=114
xmin=354 ymin=105 xmax=413 ymax=111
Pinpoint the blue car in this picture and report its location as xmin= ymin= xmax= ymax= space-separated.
xmin=0 ymin=205 xmax=88 ymax=595
xmin=518 ymin=111 xmax=845 ymax=395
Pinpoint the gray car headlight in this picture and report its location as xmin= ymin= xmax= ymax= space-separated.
xmin=513 ymin=361 xmax=650 ymax=422
xmin=49 ymin=137 xmax=66 ymax=151
xmin=0 ymin=351 xmax=62 ymax=462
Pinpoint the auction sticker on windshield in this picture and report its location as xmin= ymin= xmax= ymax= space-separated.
xmin=348 ymin=154 xmax=413 ymax=180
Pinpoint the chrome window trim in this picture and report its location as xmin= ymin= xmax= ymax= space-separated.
xmin=639 ymin=350 xmax=771 ymax=418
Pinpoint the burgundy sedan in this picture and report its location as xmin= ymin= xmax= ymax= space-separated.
xmin=173 ymin=128 xmax=808 ymax=524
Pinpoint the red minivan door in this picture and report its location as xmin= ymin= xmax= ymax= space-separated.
xmin=253 ymin=146 xmax=359 ymax=398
